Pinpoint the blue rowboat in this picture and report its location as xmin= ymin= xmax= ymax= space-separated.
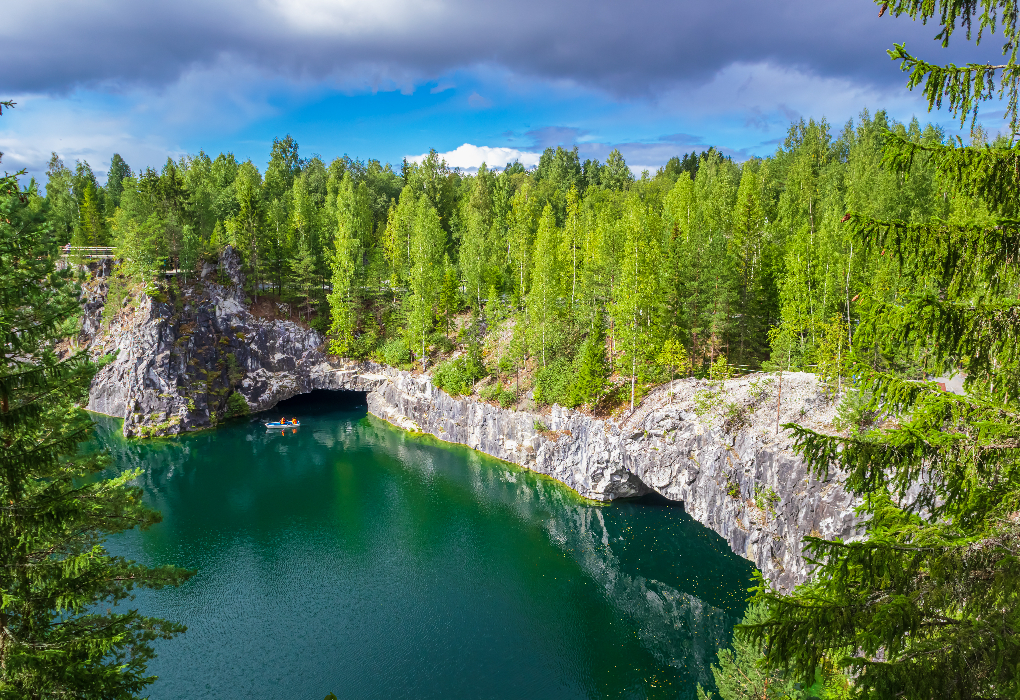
xmin=265 ymin=421 xmax=300 ymax=429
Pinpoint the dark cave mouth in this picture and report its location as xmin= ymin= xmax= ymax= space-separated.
xmin=271 ymin=389 xmax=369 ymax=415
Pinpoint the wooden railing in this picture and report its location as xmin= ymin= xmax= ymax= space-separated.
xmin=61 ymin=246 xmax=115 ymax=260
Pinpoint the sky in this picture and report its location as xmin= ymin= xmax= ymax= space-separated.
xmin=0 ymin=0 xmax=1008 ymax=182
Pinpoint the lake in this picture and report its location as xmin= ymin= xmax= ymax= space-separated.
xmin=92 ymin=390 xmax=755 ymax=699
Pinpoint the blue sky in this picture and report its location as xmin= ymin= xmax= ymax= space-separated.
xmin=0 ymin=0 xmax=1006 ymax=182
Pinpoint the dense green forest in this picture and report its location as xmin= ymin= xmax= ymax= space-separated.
xmin=35 ymin=111 xmax=994 ymax=410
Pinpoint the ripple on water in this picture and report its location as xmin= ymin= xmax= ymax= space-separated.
xmin=94 ymin=394 xmax=754 ymax=700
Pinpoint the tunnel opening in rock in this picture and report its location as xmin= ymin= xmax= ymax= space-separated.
xmin=624 ymin=490 xmax=685 ymax=509
xmin=271 ymin=389 xmax=368 ymax=416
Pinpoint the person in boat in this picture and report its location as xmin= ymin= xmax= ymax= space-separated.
xmin=291 ymin=418 xmax=298 ymax=425
xmin=279 ymin=417 xmax=284 ymax=425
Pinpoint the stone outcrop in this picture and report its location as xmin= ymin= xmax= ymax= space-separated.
xmin=80 ymin=248 xmax=860 ymax=591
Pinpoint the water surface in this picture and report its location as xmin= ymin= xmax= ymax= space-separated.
xmin=93 ymin=391 xmax=755 ymax=699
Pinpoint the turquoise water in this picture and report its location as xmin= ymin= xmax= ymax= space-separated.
xmin=92 ymin=391 xmax=755 ymax=699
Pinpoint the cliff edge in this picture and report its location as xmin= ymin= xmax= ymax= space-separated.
xmin=77 ymin=248 xmax=859 ymax=592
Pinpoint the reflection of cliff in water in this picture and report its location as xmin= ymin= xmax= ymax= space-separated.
xmin=90 ymin=408 xmax=752 ymax=695
xmin=356 ymin=415 xmax=753 ymax=690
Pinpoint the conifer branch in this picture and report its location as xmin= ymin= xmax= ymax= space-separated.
xmin=889 ymin=43 xmax=1020 ymax=132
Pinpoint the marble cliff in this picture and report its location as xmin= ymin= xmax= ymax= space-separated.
xmin=78 ymin=248 xmax=859 ymax=592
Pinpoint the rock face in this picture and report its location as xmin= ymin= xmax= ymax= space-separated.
xmin=80 ymin=248 xmax=859 ymax=591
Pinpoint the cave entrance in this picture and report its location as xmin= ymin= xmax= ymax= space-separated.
xmin=624 ymin=490 xmax=685 ymax=509
xmin=271 ymin=389 xmax=369 ymax=417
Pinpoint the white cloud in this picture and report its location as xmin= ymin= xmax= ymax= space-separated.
xmin=406 ymin=143 xmax=541 ymax=171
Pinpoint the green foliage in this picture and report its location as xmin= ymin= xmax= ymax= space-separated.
xmin=225 ymin=353 xmax=244 ymax=385
xmin=0 ymin=155 xmax=194 ymax=695
xmin=101 ymin=272 xmax=132 ymax=328
xmin=327 ymin=172 xmax=369 ymax=357
xmin=225 ymin=391 xmax=249 ymax=418
xmin=433 ymin=346 xmax=486 ymax=397
xmin=831 ymin=389 xmax=878 ymax=437
xmin=722 ymin=401 xmax=750 ymax=432
xmin=379 ymin=337 xmax=412 ymax=368
xmin=709 ymin=355 xmax=733 ymax=380
xmin=815 ymin=314 xmax=851 ymax=392
xmin=725 ymin=478 xmax=741 ymax=500
xmin=658 ymin=337 xmax=691 ymax=378
xmin=697 ymin=602 xmax=850 ymax=700
xmin=481 ymin=381 xmax=518 ymax=408
xmin=753 ymin=484 xmax=780 ymax=520
xmin=533 ymin=358 xmax=574 ymax=406
xmin=693 ymin=387 xmax=725 ymax=418
xmin=570 ymin=328 xmax=611 ymax=408
xmin=745 ymin=5 xmax=1020 ymax=696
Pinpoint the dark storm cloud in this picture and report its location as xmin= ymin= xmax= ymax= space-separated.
xmin=2 ymin=0 xmax=978 ymax=96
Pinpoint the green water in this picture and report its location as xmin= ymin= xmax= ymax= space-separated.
xmin=92 ymin=391 xmax=755 ymax=699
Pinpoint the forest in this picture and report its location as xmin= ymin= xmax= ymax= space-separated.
xmin=34 ymin=110 xmax=990 ymax=412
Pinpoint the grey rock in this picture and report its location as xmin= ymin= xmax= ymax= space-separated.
xmin=79 ymin=248 xmax=861 ymax=591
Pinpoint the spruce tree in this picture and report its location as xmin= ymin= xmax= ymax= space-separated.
xmin=570 ymin=318 xmax=610 ymax=409
xmin=746 ymin=3 xmax=1020 ymax=696
xmin=0 ymin=105 xmax=194 ymax=695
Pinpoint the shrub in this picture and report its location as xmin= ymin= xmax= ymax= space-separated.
xmin=722 ymin=401 xmax=750 ymax=432
xmin=709 ymin=355 xmax=733 ymax=380
xmin=753 ymin=484 xmax=780 ymax=519
xmin=102 ymin=274 xmax=131 ymax=328
xmin=380 ymin=337 xmax=411 ymax=367
xmin=350 ymin=326 xmax=379 ymax=359
xmin=433 ymin=347 xmax=486 ymax=396
xmin=498 ymin=389 xmax=516 ymax=408
xmin=533 ymin=358 xmax=574 ymax=406
xmin=226 ymin=353 xmax=244 ymax=385
xmin=225 ymin=391 xmax=249 ymax=418
xmin=833 ymin=388 xmax=878 ymax=436
xmin=430 ymin=332 xmax=455 ymax=355
xmin=308 ymin=313 xmax=330 ymax=335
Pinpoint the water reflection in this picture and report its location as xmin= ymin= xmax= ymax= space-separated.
xmin=90 ymin=392 xmax=753 ymax=700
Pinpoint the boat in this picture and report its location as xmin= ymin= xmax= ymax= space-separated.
xmin=265 ymin=420 xmax=300 ymax=429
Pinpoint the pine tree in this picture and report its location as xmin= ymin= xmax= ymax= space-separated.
xmin=657 ymin=337 xmax=691 ymax=403
xmin=290 ymin=234 xmax=319 ymax=322
xmin=406 ymin=199 xmax=446 ymax=367
xmin=106 ymin=153 xmax=132 ymax=209
xmin=71 ymin=179 xmax=104 ymax=255
xmin=612 ymin=192 xmax=661 ymax=410
xmin=746 ymin=4 xmax=1020 ymax=696
xmin=0 ymin=120 xmax=194 ymax=694
xmin=228 ymin=161 xmax=264 ymax=299
xmin=526 ymin=204 xmax=562 ymax=367
xmin=507 ymin=180 xmax=537 ymax=306
xmin=438 ymin=254 xmax=459 ymax=338
xmin=327 ymin=172 xmax=369 ymax=357
xmin=697 ymin=604 xmax=801 ymax=700
xmin=460 ymin=173 xmax=490 ymax=311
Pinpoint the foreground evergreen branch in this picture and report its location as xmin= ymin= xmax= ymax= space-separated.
xmin=879 ymin=0 xmax=1020 ymax=133
xmin=739 ymin=4 xmax=1020 ymax=697
xmin=0 ymin=109 xmax=194 ymax=697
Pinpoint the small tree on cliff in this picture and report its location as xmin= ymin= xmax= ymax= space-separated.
xmin=0 ymin=102 xmax=194 ymax=696
xmin=745 ymin=3 xmax=1020 ymax=697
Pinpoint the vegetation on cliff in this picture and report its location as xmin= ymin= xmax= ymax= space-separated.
xmin=35 ymin=96 xmax=986 ymax=415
